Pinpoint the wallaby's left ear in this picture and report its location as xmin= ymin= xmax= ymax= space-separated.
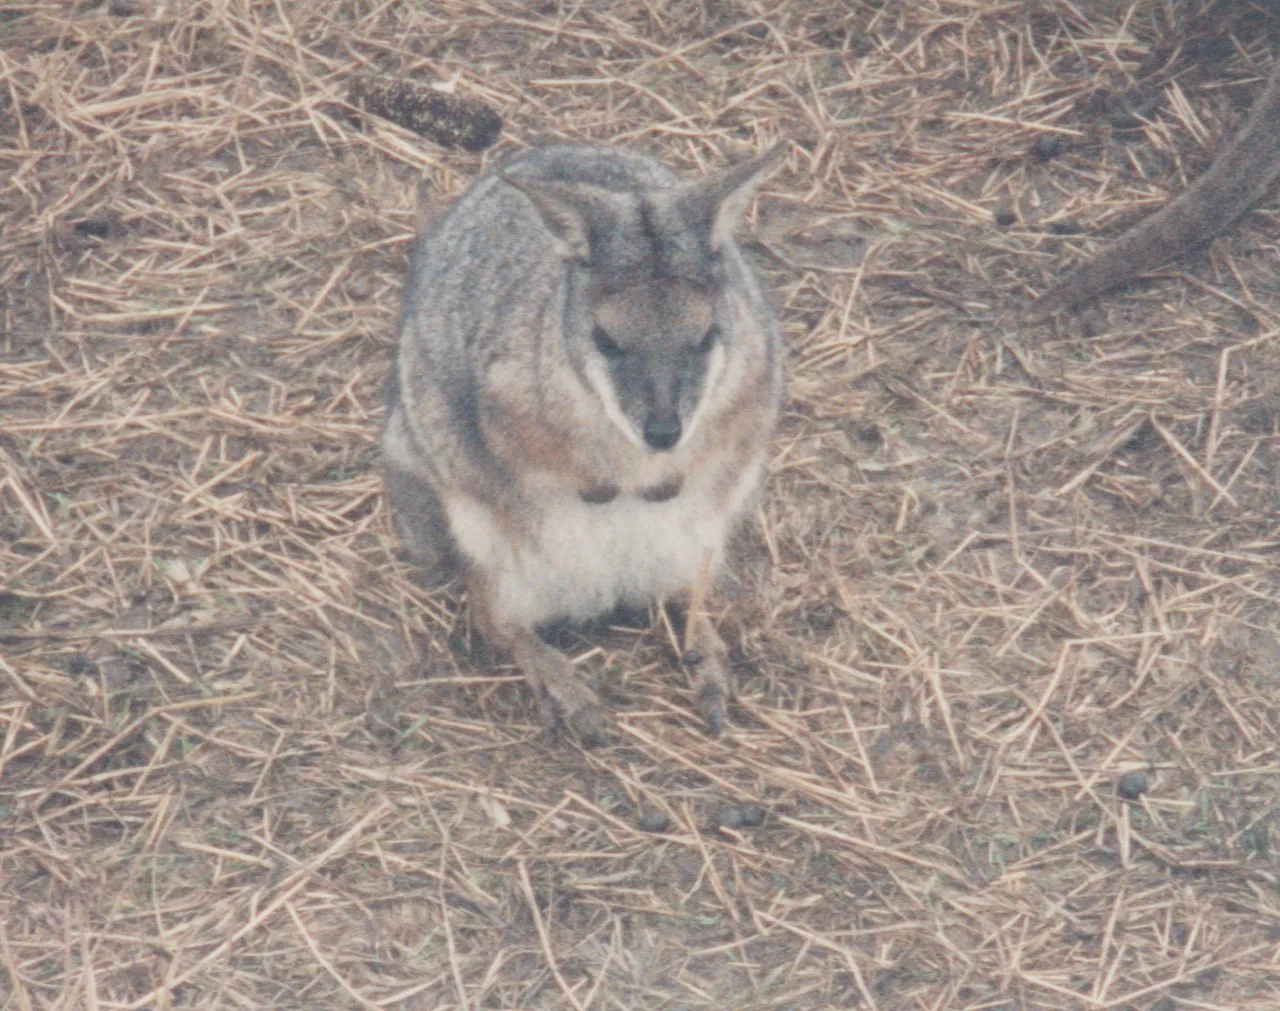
xmin=498 ymin=172 xmax=622 ymax=263
xmin=675 ymin=142 xmax=788 ymax=249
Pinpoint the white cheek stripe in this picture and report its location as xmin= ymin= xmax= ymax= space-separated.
xmin=584 ymin=356 xmax=647 ymax=450
xmin=681 ymin=339 xmax=727 ymax=444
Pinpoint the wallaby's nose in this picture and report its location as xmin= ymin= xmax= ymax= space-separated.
xmin=643 ymin=417 xmax=682 ymax=451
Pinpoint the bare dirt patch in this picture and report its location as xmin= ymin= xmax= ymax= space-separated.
xmin=3 ymin=1 xmax=1279 ymax=1008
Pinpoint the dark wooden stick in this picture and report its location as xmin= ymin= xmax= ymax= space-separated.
xmin=1030 ymin=55 xmax=1280 ymax=318
xmin=347 ymin=74 xmax=502 ymax=152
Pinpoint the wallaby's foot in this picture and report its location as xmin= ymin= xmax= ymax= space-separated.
xmin=684 ymin=614 xmax=733 ymax=735
xmin=382 ymin=458 xmax=458 ymax=580
xmin=510 ymin=633 xmax=607 ymax=747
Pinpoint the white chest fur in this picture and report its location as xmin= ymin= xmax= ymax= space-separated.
xmin=445 ymin=463 xmax=761 ymax=629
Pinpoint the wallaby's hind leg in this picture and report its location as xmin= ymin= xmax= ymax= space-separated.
xmin=384 ymin=463 xmax=457 ymax=582
xmin=683 ymin=608 xmax=733 ymax=735
xmin=468 ymin=577 xmax=606 ymax=747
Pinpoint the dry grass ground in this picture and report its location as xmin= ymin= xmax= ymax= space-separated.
xmin=3 ymin=1 xmax=1280 ymax=1008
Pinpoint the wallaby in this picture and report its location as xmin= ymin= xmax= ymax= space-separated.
xmin=383 ymin=142 xmax=786 ymax=744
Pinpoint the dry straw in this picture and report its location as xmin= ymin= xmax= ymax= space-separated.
xmin=2 ymin=1 xmax=1279 ymax=1008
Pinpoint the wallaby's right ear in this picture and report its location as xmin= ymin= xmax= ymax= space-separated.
xmin=676 ymin=141 xmax=788 ymax=250
xmin=497 ymin=173 xmax=613 ymax=262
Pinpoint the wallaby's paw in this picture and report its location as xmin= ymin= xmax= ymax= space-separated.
xmin=684 ymin=623 xmax=733 ymax=736
xmin=696 ymin=679 xmax=727 ymax=736
xmin=533 ymin=665 xmax=606 ymax=748
xmin=568 ymin=700 xmax=607 ymax=749
xmin=504 ymin=630 xmax=607 ymax=747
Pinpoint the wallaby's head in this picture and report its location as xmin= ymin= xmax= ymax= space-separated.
xmin=501 ymin=144 xmax=785 ymax=453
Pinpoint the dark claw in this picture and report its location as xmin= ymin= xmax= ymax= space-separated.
xmin=571 ymin=706 xmax=607 ymax=748
xmin=536 ymin=692 xmax=565 ymax=738
xmin=696 ymin=684 xmax=725 ymax=735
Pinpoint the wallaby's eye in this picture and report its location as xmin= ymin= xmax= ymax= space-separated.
xmin=696 ymin=323 xmax=721 ymax=355
xmin=592 ymin=325 xmax=626 ymax=359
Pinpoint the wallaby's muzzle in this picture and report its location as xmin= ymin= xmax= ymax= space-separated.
xmin=643 ymin=415 xmax=682 ymax=451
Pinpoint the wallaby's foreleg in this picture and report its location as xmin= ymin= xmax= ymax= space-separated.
xmin=508 ymin=632 xmax=606 ymax=747
xmin=682 ymin=606 xmax=733 ymax=735
xmin=468 ymin=577 xmax=606 ymax=746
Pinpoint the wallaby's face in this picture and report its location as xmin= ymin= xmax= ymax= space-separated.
xmin=577 ymin=278 xmax=721 ymax=452
xmin=501 ymin=143 xmax=785 ymax=454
